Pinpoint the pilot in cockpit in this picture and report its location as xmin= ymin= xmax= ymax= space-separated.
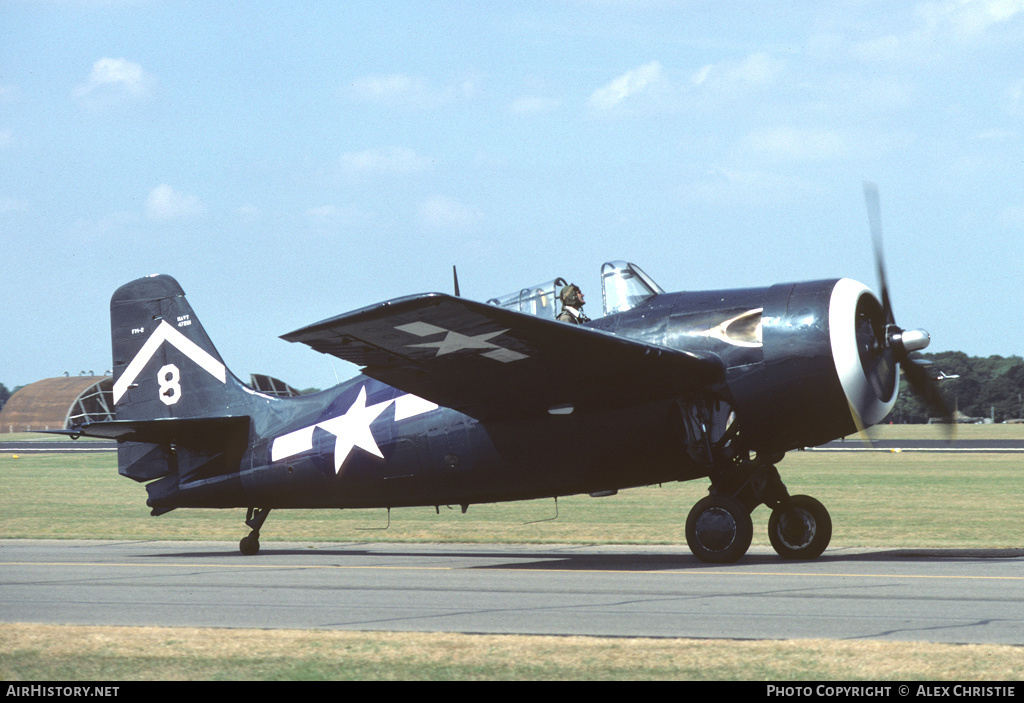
xmin=557 ymin=284 xmax=590 ymax=325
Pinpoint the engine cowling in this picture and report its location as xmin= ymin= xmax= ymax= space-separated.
xmin=726 ymin=278 xmax=898 ymax=452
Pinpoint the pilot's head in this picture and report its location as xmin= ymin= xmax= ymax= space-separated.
xmin=560 ymin=284 xmax=585 ymax=309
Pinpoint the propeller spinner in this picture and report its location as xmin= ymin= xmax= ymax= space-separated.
xmin=861 ymin=182 xmax=954 ymax=425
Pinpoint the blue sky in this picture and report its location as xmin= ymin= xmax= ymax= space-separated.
xmin=2 ymin=0 xmax=1022 ymax=391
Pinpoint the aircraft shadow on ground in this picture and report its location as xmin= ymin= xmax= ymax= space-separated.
xmin=145 ymin=545 xmax=1024 ymax=570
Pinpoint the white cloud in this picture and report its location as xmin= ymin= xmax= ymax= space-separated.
xmin=145 ymin=184 xmax=205 ymax=220
xmin=341 ymin=147 xmax=433 ymax=175
xmin=509 ymin=96 xmax=560 ymax=115
xmin=975 ymin=128 xmax=1018 ymax=140
xmin=1006 ymin=80 xmax=1024 ymax=115
xmin=0 ymin=85 xmax=20 ymax=104
xmin=418 ymin=195 xmax=482 ymax=232
xmin=74 ymin=58 xmax=154 ymax=105
xmin=1000 ymin=202 xmax=1024 ymax=227
xmin=0 ymin=195 xmax=29 ymax=214
xmin=305 ymin=204 xmax=374 ymax=228
xmin=589 ymin=61 xmax=664 ymax=109
xmin=235 ymin=204 xmax=263 ymax=222
xmin=71 ymin=210 xmax=139 ymax=244
xmin=346 ymin=73 xmax=478 ymax=108
xmin=848 ymin=0 xmax=1024 ymax=63
xmin=690 ymin=53 xmax=782 ymax=94
xmin=737 ymin=127 xmax=853 ymax=162
xmin=349 ymin=73 xmax=426 ymax=100
xmin=920 ymin=0 xmax=1024 ymax=38
xmin=685 ymin=168 xmax=824 ymax=206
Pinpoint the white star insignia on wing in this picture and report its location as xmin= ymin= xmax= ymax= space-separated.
xmin=409 ymin=328 xmax=507 ymax=355
xmin=395 ymin=322 xmax=528 ymax=362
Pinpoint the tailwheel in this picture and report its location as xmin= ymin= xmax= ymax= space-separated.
xmin=685 ymin=494 xmax=753 ymax=563
xmin=239 ymin=534 xmax=260 ymax=556
xmin=239 ymin=507 xmax=271 ymax=556
xmin=768 ymin=495 xmax=832 ymax=560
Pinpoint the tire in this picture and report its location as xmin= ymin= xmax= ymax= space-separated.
xmin=768 ymin=495 xmax=832 ymax=560
xmin=239 ymin=535 xmax=260 ymax=556
xmin=685 ymin=494 xmax=753 ymax=563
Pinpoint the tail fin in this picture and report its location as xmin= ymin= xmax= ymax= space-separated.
xmin=108 ymin=275 xmax=253 ymax=505
xmin=111 ymin=274 xmax=249 ymax=421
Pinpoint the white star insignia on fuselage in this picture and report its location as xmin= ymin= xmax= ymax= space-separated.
xmin=316 ymin=386 xmax=392 ymax=472
xmin=270 ymin=387 xmax=438 ymax=473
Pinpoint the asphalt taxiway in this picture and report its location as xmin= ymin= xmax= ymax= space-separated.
xmin=1 ymin=540 xmax=1021 ymax=644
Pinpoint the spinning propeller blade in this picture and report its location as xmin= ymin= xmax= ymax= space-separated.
xmin=863 ymin=181 xmax=894 ymax=326
xmin=861 ymin=182 xmax=954 ymax=429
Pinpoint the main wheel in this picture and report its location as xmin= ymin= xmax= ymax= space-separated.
xmin=685 ymin=494 xmax=753 ymax=563
xmin=768 ymin=495 xmax=832 ymax=560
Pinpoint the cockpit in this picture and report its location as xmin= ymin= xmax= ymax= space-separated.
xmin=486 ymin=261 xmax=663 ymax=319
xmin=486 ymin=278 xmax=567 ymax=319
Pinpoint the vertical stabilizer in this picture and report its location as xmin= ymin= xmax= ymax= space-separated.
xmin=110 ymin=274 xmax=248 ymax=421
xmin=109 ymin=275 xmax=255 ymax=499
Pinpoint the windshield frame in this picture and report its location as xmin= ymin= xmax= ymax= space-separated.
xmin=600 ymin=261 xmax=664 ymax=316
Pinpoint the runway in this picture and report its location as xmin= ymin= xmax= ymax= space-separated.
xmin=2 ymin=540 xmax=1021 ymax=644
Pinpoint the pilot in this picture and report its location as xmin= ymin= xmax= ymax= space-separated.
xmin=557 ymin=284 xmax=590 ymax=324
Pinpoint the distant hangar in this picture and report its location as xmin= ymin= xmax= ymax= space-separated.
xmin=0 ymin=376 xmax=113 ymax=433
xmin=0 ymin=374 xmax=301 ymax=433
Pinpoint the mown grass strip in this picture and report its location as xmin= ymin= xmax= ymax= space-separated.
xmin=2 ymin=624 xmax=1022 ymax=681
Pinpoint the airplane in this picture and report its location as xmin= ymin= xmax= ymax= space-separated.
xmin=48 ymin=183 xmax=951 ymax=562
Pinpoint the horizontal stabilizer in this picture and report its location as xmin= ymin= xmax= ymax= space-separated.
xmin=44 ymin=416 xmax=250 ymax=446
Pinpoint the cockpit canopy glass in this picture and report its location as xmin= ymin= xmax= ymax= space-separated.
xmin=601 ymin=261 xmax=664 ymax=316
xmin=487 ymin=277 xmax=567 ymax=320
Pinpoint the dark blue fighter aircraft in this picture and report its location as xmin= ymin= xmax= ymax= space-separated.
xmin=53 ymin=184 xmax=950 ymax=562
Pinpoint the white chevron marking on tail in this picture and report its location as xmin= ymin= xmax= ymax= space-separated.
xmin=113 ymin=320 xmax=227 ymax=404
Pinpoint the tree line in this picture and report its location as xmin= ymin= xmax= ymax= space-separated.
xmin=2 ymin=352 xmax=1022 ymax=424
xmin=892 ymin=352 xmax=1024 ymax=424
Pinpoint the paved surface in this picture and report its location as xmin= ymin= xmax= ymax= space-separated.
xmin=0 ymin=440 xmax=117 ymax=453
xmin=816 ymin=438 xmax=1024 ymax=452
xmin=2 ymin=540 xmax=1021 ymax=644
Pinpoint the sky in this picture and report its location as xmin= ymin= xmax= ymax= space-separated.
xmin=2 ymin=0 xmax=1023 ymax=392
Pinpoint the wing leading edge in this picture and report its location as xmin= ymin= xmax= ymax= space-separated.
xmin=282 ymin=293 xmax=723 ymax=420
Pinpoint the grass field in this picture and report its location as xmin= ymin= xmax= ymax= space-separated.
xmin=1 ymin=428 xmax=1021 ymax=680
xmin=1 ymin=437 xmax=1020 ymax=548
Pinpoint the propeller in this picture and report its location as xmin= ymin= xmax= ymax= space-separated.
xmin=861 ymin=182 xmax=954 ymax=427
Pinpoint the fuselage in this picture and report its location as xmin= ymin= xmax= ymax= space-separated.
xmin=149 ymin=277 xmax=892 ymax=513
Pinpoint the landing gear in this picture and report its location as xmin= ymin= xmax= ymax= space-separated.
xmin=767 ymin=495 xmax=832 ymax=560
xmin=684 ymin=460 xmax=832 ymax=563
xmin=685 ymin=494 xmax=753 ymax=564
xmin=239 ymin=507 xmax=271 ymax=555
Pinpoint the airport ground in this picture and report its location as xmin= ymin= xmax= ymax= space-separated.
xmin=1 ymin=425 xmax=1021 ymax=680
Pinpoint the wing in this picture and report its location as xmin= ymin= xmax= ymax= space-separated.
xmin=281 ymin=293 xmax=723 ymax=420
